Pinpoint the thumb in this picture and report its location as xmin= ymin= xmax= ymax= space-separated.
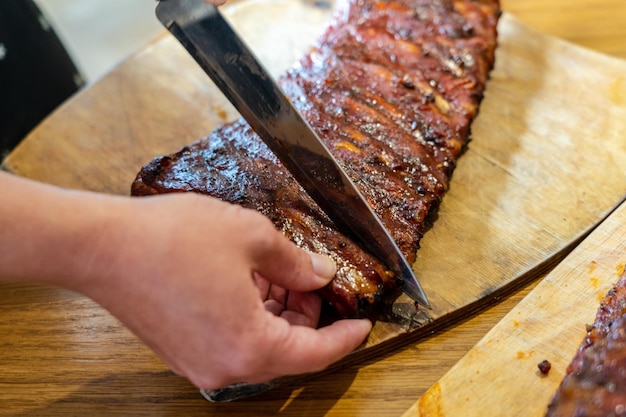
xmin=250 ymin=229 xmax=336 ymax=292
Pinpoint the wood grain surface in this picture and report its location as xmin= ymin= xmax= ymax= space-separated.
xmin=1 ymin=0 xmax=626 ymax=416
xmin=403 ymin=200 xmax=626 ymax=417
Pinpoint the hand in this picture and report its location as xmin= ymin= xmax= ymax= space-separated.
xmin=74 ymin=193 xmax=372 ymax=389
xmin=1 ymin=172 xmax=371 ymax=390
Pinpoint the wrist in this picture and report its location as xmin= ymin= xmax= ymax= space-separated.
xmin=0 ymin=172 xmax=126 ymax=292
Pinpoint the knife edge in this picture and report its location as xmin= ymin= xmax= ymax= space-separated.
xmin=156 ymin=0 xmax=430 ymax=308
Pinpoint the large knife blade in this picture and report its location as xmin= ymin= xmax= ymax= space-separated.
xmin=156 ymin=0 xmax=429 ymax=307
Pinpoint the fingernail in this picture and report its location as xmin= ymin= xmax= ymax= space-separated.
xmin=310 ymin=253 xmax=337 ymax=280
xmin=359 ymin=318 xmax=373 ymax=332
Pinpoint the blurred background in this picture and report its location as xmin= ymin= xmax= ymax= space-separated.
xmin=35 ymin=0 xmax=162 ymax=83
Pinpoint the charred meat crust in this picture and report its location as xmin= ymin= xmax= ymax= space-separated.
xmin=545 ymin=271 xmax=626 ymax=416
xmin=131 ymin=0 xmax=501 ymax=318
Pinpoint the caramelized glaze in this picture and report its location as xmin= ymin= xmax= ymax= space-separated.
xmin=132 ymin=0 xmax=500 ymax=318
xmin=546 ymin=272 xmax=626 ymax=416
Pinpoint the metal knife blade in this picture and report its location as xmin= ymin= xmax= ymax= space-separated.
xmin=155 ymin=0 xmax=430 ymax=308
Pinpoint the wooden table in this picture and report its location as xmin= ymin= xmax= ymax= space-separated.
xmin=1 ymin=1 xmax=625 ymax=415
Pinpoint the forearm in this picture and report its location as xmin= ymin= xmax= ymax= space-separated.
xmin=0 ymin=171 xmax=119 ymax=290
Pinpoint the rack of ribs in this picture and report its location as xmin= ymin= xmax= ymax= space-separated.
xmin=545 ymin=270 xmax=626 ymax=416
xmin=131 ymin=0 xmax=501 ymax=318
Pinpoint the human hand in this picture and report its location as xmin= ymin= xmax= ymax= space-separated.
xmin=75 ymin=193 xmax=372 ymax=390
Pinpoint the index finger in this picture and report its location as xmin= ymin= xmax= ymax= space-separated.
xmin=251 ymin=317 xmax=373 ymax=382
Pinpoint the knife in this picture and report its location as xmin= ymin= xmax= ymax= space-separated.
xmin=155 ymin=0 xmax=430 ymax=308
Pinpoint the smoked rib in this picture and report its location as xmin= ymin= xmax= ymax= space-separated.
xmin=131 ymin=0 xmax=501 ymax=318
xmin=545 ymin=270 xmax=626 ymax=416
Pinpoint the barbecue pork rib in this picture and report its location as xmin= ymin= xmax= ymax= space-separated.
xmin=545 ymin=270 xmax=626 ymax=417
xmin=131 ymin=0 xmax=501 ymax=318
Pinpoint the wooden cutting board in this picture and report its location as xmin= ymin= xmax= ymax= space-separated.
xmin=3 ymin=0 xmax=626 ymax=401
xmin=402 ymin=201 xmax=626 ymax=417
